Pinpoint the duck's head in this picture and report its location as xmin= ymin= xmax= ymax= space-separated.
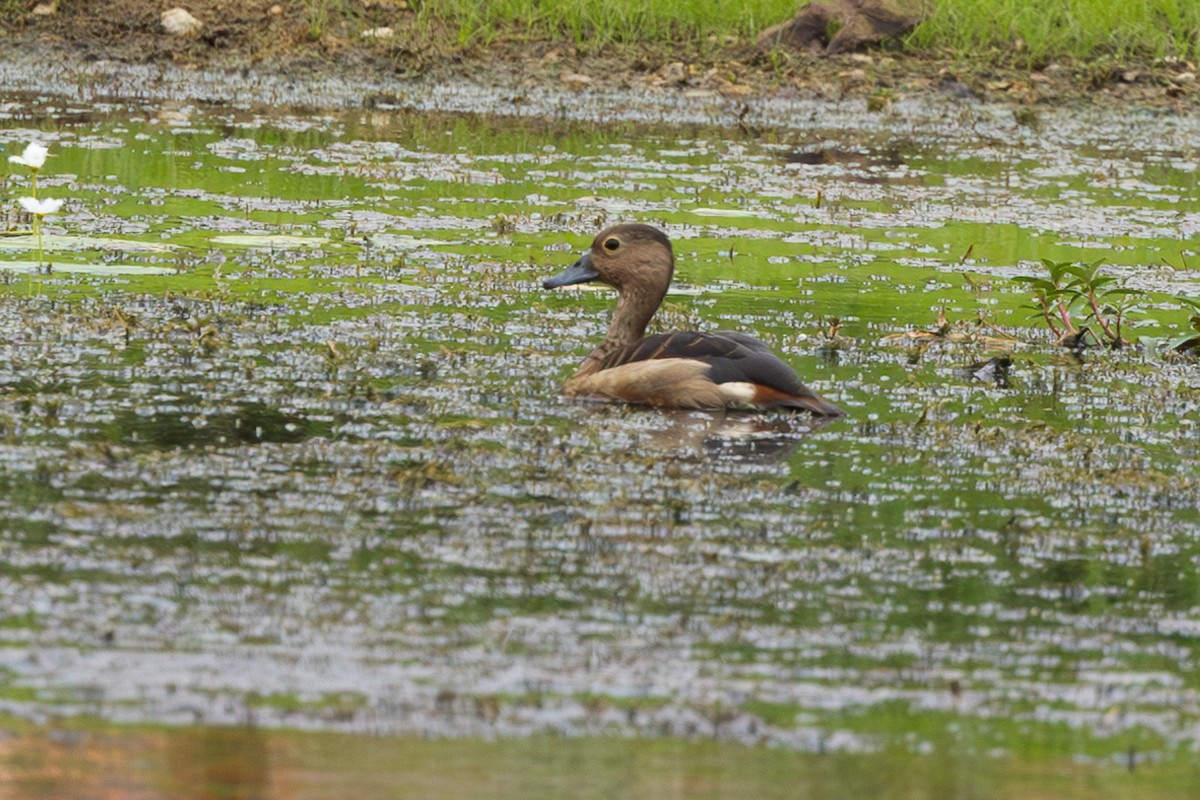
xmin=543 ymin=223 xmax=675 ymax=295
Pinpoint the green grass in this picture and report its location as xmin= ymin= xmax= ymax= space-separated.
xmin=912 ymin=0 xmax=1200 ymax=62
xmin=3 ymin=0 xmax=1198 ymax=63
xmin=412 ymin=0 xmax=797 ymax=49
xmin=407 ymin=0 xmax=1199 ymax=61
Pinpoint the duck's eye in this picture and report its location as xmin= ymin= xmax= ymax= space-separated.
xmin=603 ymin=238 xmax=620 ymax=251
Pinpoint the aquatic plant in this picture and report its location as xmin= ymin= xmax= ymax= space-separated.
xmin=18 ymin=196 xmax=63 ymax=271
xmin=1012 ymin=259 xmax=1140 ymax=349
xmin=8 ymin=143 xmax=68 ymax=273
xmin=8 ymin=141 xmax=47 ymax=198
xmin=881 ymin=307 xmax=1016 ymax=350
xmin=8 ymin=142 xmax=47 ymax=168
xmin=1169 ymin=297 xmax=1200 ymax=353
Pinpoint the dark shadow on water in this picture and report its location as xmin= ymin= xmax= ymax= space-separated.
xmin=99 ymin=401 xmax=334 ymax=449
xmin=953 ymin=355 xmax=1013 ymax=388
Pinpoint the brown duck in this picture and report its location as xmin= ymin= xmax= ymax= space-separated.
xmin=543 ymin=224 xmax=844 ymax=415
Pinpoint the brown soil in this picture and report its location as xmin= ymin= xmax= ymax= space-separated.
xmin=2 ymin=0 xmax=1198 ymax=110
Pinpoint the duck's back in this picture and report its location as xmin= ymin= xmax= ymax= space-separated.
xmin=567 ymin=330 xmax=843 ymax=415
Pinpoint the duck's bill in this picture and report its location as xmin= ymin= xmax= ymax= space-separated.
xmin=543 ymin=252 xmax=599 ymax=289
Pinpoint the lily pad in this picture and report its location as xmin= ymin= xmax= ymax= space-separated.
xmin=688 ymin=207 xmax=760 ymax=218
xmin=211 ymin=234 xmax=328 ymax=248
xmin=0 ymin=234 xmax=179 ymax=253
xmin=0 ymin=260 xmax=176 ymax=275
xmin=573 ymin=197 xmax=644 ymax=213
xmin=367 ymin=234 xmax=459 ymax=250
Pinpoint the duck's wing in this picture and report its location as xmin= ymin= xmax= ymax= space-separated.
xmin=707 ymin=330 xmax=776 ymax=354
xmin=592 ymin=331 xmax=844 ymax=415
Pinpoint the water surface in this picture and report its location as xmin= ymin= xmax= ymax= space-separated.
xmin=1 ymin=81 xmax=1200 ymax=792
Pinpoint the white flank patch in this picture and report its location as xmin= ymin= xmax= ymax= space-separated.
xmin=719 ymin=382 xmax=758 ymax=406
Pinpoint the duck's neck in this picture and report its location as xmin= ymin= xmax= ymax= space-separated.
xmin=573 ymin=285 xmax=664 ymax=378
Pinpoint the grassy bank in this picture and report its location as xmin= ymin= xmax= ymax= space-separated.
xmin=405 ymin=0 xmax=1200 ymax=61
xmin=409 ymin=0 xmax=795 ymax=48
xmin=912 ymin=0 xmax=1200 ymax=62
xmin=1 ymin=0 xmax=1197 ymax=90
xmin=4 ymin=0 xmax=1199 ymax=63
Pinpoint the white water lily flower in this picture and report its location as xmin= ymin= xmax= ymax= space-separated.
xmin=19 ymin=196 xmax=64 ymax=216
xmin=9 ymin=142 xmax=48 ymax=171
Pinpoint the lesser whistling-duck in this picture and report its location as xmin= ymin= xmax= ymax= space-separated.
xmin=543 ymin=223 xmax=844 ymax=415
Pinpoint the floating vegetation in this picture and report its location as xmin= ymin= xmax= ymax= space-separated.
xmin=880 ymin=307 xmax=1018 ymax=349
xmin=1170 ymin=297 xmax=1200 ymax=353
xmin=0 ymin=234 xmax=178 ymax=254
xmin=210 ymin=234 xmax=329 ymax=248
xmin=0 ymin=259 xmax=176 ymax=274
xmin=0 ymin=91 xmax=1199 ymax=776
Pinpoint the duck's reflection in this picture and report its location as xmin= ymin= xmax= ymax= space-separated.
xmin=591 ymin=407 xmax=837 ymax=463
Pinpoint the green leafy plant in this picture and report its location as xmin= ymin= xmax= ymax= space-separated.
xmin=1169 ymin=297 xmax=1200 ymax=353
xmin=1012 ymin=259 xmax=1142 ymax=349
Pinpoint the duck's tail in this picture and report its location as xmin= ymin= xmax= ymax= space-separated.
xmin=776 ymin=392 xmax=846 ymax=417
